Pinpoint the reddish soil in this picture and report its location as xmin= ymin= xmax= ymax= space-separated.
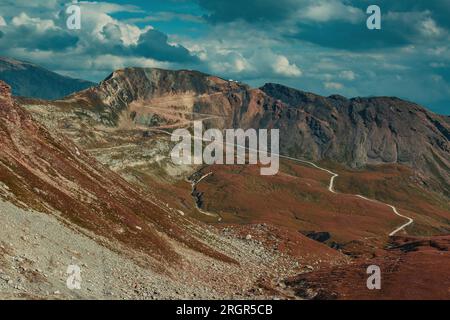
xmin=220 ymin=223 xmax=346 ymax=267
xmin=194 ymin=163 xmax=406 ymax=252
xmin=285 ymin=235 xmax=450 ymax=300
xmin=334 ymin=163 xmax=450 ymax=235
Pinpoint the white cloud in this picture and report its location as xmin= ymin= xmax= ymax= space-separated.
xmin=12 ymin=12 xmax=56 ymax=32
xmin=301 ymin=0 xmax=364 ymax=23
xmin=385 ymin=11 xmax=448 ymax=41
xmin=420 ymin=18 xmax=443 ymax=37
xmin=339 ymin=70 xmax=356 ymax=81
xmin=0 ymin=3 xmax=197 ymax=81
xmin=430 ymin=62 xmax=446 ymax=68
xmin=4 ymin=0 xmax=59 ymax=9
xmin=77 ymin=2 xmax=142 ymax=14
xmin=88 ymin=54 xmax=169 ymax=71
xmin=272 ymin=55 xmax=302 ymax=77
xmin=324 ymin=82 xmax=343 ymax=90
xmin=126 ymin=12 xmax=204 ymax=24
xmin=209 ymin=52 xmax=251 ymax=74
xmin=0 ymin=16 xmax=6 ymax=26
xmin=234 ymin=57 xmax=249 ymax=72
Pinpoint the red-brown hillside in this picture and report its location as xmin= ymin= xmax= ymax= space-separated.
xmin=0 ymin=80 xmax=233 ymax=267
xmin=285 ymin=235 xmax=450 ymax=300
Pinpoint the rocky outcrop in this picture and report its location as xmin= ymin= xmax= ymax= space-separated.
xmin=66 ymin=68 xmax=248 ymax=125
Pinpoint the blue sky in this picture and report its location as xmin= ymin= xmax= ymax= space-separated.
xmin=0 ymin=0 xmax=449 ymax=114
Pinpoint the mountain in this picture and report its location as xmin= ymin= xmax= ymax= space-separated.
xmin=2 ymin=79 xmax=333 ymax=299
xmin=4 ymin=66 xmax=450 ymax=299
xmin=0 ymin=57 xmax=95 ymax=100
xmin=59 ymin=68 xmax=450 ymax=195
xmin=0 ymin=79 xmax=221 ymax=265
xmin=259 ymin=83 xmax=450 ymax=195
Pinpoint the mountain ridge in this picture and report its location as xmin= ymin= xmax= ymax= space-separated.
xmin=0 ymin=56 xmax=95 ymax=100
xmin=56 ymin=67 xmax=449 ymax=195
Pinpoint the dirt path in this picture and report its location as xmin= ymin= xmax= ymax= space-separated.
xmin=154 ymin=128 xmax=414 ymax=237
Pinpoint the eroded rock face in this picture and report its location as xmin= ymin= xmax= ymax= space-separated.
xmin=53 ymin=68 xmax=450 ymax=195
xmin=65 ymin=68 xmax=248 ymax=126
xmin=259 ymin=83 xmax=450 ymax=195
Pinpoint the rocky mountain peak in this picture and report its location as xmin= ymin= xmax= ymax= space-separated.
xmin=66 ymin=67 xmax=249 ymax=125
xmin=99 ymin=67 xmax=246 ymax=94
xmin=260 ymin=83 xmax=325 ymax=105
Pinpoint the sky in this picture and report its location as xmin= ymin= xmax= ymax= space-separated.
xmin=0 ymin=0 xmax=449 ymax=114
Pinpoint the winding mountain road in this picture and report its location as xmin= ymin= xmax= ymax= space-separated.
xmin=151 ymin=126 xmax=414 ymax=236
xmin=277 ymin=155 xmax=414 ymax=236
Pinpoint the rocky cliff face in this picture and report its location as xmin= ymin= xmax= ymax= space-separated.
xmin=259 ymin=83 xmax=450 ymax=193
xmin=61 ymin=68 xmax=450 ymax=195
xmin=67 ymin=68 xmax=247 ymax=125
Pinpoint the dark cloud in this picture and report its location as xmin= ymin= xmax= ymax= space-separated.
xmin=0 ymin=11 xmax=197 ymax=64
xmin=199 ymin=0 xmax=450 ymax=32
xmin=357 ymin=0 xmax=450 ymax=30
xmin=289 ymin=17 xmax=415 ymax=50
xmin=198 ymin=0 xmax=450 ymax=50
xmin=198 ymin=0 xmax=302 ymax=23
xmin=134 ymin=29 xmax=198 ymax=63
xmin=11 ymin=25 xmax=79 ymax=51
xmin=83 ymin=25 xmax=198 ymax=63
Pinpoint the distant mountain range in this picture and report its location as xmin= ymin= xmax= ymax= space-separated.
xmin=0 ymin=57 xmax=95 ymax=100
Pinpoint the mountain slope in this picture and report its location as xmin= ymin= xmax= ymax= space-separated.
xmin=2 ymin=80 xmax=345 ymax=299
xmin=259 ymin=83 xmax=450 ymax=195
xmin=10 ymin=67 xmax=450 ymax=299
xmin=0 ymin=80 xmax=232 ymax=266
xmin=56 ymin=68 xmax=449 ymax=195
xmin=286 ymin=235 xmax=450 ymax=300
xmin=0 ymin=57 xmax=94 ymax=100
